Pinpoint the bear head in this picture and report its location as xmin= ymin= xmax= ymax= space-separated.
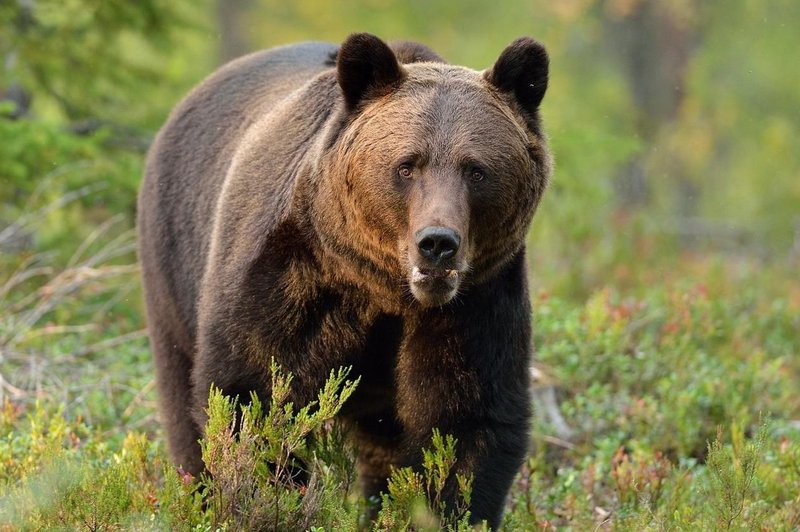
xmin=314 ymin=33 xmax=551 ymax=310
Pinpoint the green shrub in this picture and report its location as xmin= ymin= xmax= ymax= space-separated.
xmin=375 ymin=429 xmax=477 ymax=531
xmin=198 ymin=361 xmax=360 ymax=530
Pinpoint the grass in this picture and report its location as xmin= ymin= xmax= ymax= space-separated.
xmin=0 ymin=209 xmax=798 ymax=530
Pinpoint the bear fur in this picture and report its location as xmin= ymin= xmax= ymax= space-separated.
xmin=137 ymin=33 xmax=551 ymax=528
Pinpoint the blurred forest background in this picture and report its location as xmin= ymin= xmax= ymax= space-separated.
xmin=1 ymin=0 xmax=798 ymax=529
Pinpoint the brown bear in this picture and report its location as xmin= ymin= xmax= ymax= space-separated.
xmin=137 ymin=33 xmax=551 ymax=528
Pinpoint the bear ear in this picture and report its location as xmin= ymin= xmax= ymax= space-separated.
xmin=484 ymin=37 xmax=549 ymax=115
xmin=337 ymin=33 xmax=405 ymax=110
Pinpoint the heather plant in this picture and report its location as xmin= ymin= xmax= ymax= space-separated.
xmin=704 ymin=422 xmax=769 ymax=530
xmin=375 ymin=429 xmax=477 ymax=531
xmin=198 ymin=362 xmax=360 ymax=530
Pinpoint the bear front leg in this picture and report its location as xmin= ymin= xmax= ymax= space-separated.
xmin=189 ymin=324 xmax=271 ymax=430
xmin=350 ymin=414 xmax=408 ymax=517
xmin=190 ymin=307 xmax=365 ymax=430
xmin=188 ymin=264 xmax=373 ymax=472
xmin=396 ymin=255 xmax=533 ymax=529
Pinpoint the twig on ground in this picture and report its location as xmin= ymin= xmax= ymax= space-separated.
xmin=121 ymin=378 xmax=156 ymax=419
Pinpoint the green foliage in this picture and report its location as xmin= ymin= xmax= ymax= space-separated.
xmin=1 ymin=0 xmax=213 ymax=253
xmin=422 ymin=430 xmax=470 ymax=516
xmin=0 ymin=0 xmax=207 ymax=125
xmin=375 ymin=429 xmax=477 ymax=530
xmin=0 ymin=114 xmax=134 ymax=252
xmin=532 ymin=280 xmax=796 ymax=462
xmin=704 ymin=422 xmax=769 ymax=530
xmin=501 ymin=280 xmax=800 ymax=530
xmin=199 ymin=361 xmax=360 ymax=530
xmin=503 ymin=420 xmax=799 ymax=531
xmin=0 ymin=401 xmax=180 ymax=529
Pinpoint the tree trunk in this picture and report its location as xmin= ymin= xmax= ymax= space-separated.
xmin=604 ymin=0 xmax=698 ymax=211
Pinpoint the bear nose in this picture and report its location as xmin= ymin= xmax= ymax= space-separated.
xmin=415 ymin=226 xmax=461 ymax=265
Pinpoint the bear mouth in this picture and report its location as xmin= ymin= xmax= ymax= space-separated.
xmin=411 ymin=266 xmax=459 ymax=282
xmin=409 ymin=266 xmax=460 ymax=307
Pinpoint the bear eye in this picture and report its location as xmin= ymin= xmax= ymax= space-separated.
xmin=397 ymin=164 xmax=414 ymax=179
xmin=469 ymin=168 xmax=485 ymax=183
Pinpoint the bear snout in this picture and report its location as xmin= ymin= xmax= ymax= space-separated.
xmin=407 ymin=226 xmax=465 ymax=307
